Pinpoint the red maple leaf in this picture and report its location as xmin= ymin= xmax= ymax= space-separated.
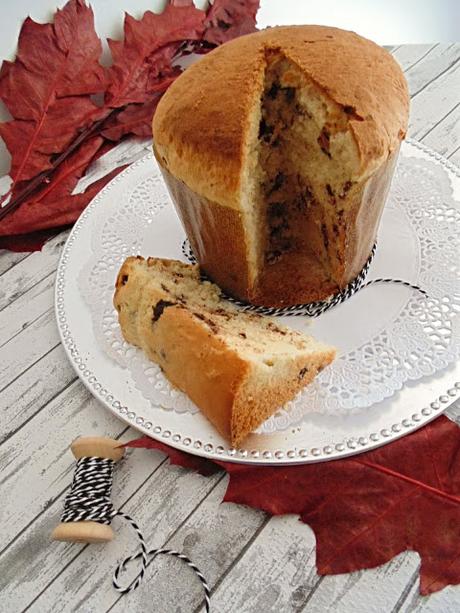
xmin=0 ymin=0 xmax=105 ymax=195
xmin=126 ymin=415 xmax=460 ymax=595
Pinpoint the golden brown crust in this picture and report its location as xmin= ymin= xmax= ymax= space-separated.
xmin=114 ymin=257 xmax=248 ymax=441
xmin=153 ymin=25 xmax=409 ymax=210
xmin=344 ymin=145 xmax=400 ymax=281
xmin=158 ymin=162 xmax=251 ymax=299
xmin=113 ymin=256 xmax=336 ymax=445
xmin=231 ymin=351 xmax=334 ymax=446
xmin=145 ymin=307 xmax=249 ymax=442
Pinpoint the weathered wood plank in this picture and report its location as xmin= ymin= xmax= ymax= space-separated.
xmin=403 ymin=44 xmax=460 ymax=97
xmin=0 ymin=379 xmax=126 ymax=547
xmin=0 ymin=250 xmax=29 ymax=277
xmin=0 ymin=307 xmax=58 ymax=390
xmin=388 ymin=44 xmax=460 ymax=153
xmin=0 ymin=434 xmax=165 ymax=613
xmin=449 ymin=145 xmax=460 ymax=167
xmin=0 ymin=270 xmax=55 ymax=345
xmin=446 ymin=398 xmax=460 ymax=426
xmin=0 ymin=230 xmax=68 ymax=310
xmin=200 ymin=515 xmax=319 ymax=613
xmin=108 ymin=478 xmax=266 ymax=613
xmin=408 ymin=56 xmax=460 ymax=140
xmin=394 ymin=577 xmax=460 ymax=612
xmin=0 ymin=343 xmax=76 ymax=444
xmin=421 ymin=102 xmax=460 ymax=156
xmin=301 ymin=553 xmax=420 ymax=613
xmin=27 ymin=463 xmax=223 ymax=612
xmin=392 ymin=44 xmax=437 ymax=73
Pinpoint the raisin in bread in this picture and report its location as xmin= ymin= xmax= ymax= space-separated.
xmin=153 ymin=26 xmax=409 ymax=307
xmin=114 ymin=256 xmax=335 ymax=446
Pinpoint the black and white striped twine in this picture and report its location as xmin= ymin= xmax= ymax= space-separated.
xmin=61 ymin=456 xmax=211 ymax=610
xmin=182 ymin=240 xmax=427 ymax=317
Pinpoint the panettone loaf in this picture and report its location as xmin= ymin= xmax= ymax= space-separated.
xmin=153 ymin=26 xmax=409 ymax=306
xmin=114 ymin=256 xmax=335 ymax=446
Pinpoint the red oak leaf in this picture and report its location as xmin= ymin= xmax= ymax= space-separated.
xmin=105 ymin=3 xmax=206 ymax=109
xmin=126 ymin=416 xmax=460 ymax=595
xmin=203 ymin=0 xmax=261 ymax=45
xmin=0 ymin=136 xmax=124 ymax=249
xmin=0 ymin=0 xmax=260 ymax=251
xmin=102 ymin=100 xmax=160 ymax=141
xmin=102 ymin=75 xmax=178 ymax=141
xmin=0 ymin=227 xmax=68 ymax=252
xmin=0 ymin=0 xmax=105 ymax=194
xmin=101 ymin=0 xmax=261 ymax=144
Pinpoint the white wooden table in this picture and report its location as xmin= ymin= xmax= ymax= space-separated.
xmin=1 ymin=44 xmax=460 ymax=613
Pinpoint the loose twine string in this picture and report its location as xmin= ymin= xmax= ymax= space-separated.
xmin=61 ymin=456 xmax=211 ymax=610
xmin=182 ymin=241 xmax=427 ymax=316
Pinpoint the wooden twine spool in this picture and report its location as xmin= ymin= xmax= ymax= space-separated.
xmin=51 ymin=437 xmax=124 ymax=544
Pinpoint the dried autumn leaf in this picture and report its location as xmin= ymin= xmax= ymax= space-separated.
xmin=0 ymin=136 xmax=122 ymax=240
xmin=126 ymin=416 xmax=460 ymax=595
xmin=102 ymin=77 xmax=178 ymax=141
xmin=126 ymin=436 xmax=220 ymax=477
xmin=102 ymin=100 xmax=159 ymax=141
xmin=105 ymin=3 xmax=206 ymax=110
xmin=101 ymin=0 xmax=262 ymax=143
xmin=0 ymin=0 xmax=260 ymax=251
xmin=0 ymin=227 xmax=67 ymax=252
xmin=203 ymin=0 xmax=261 ymax=45
xmin=0 ymin=0 xmax=105 ymax=196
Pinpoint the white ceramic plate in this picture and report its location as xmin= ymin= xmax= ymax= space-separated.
xmin=55 ymin=140 xmax=460 ymax=464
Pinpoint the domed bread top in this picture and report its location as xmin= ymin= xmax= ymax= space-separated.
xmin=152 ymin=25 xmax=409 ymax=212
